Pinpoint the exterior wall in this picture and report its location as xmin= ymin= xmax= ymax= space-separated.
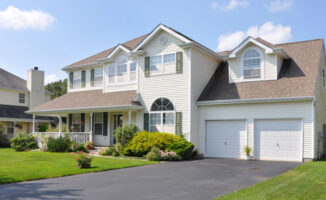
xmin=0 ymin=89 xmax=29 ymax=106
xmin=67 ymin=65 xmax=104 ymax=93
xmin=198 ymin=101 xmax=314 ymax=159
xmin=314 ymin=47 xmax=326 ymax=158
xmin=229 ymin=44 xmax=278 ymax=83
xmin=27 ymin=69 xmax=45 ymax=109
xmin=0 ymin=121 xmax=31 ymax=135
xmin=103 ymin=50 xmax=137 ymax=93
xmin=138 ymin=31 xmax=190 ymax=136
xmin=190 ymin=49 xmax=219 ymax=145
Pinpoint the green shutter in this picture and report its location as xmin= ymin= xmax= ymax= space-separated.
xmin=145 ymin=56 xmax=150 ymax=77
xmin=69 ymin=72 xmax=73 ymax=89
xmin=176 ymin=112 xmax=182 ymax=136
xmin=81 ymin=70 xmax=86 ymax=88
xmin=103 ymin=112 xmax=108 ymax=136
xmin=81 ymin=113 xmax=85 ymax=132
xmin=144 ymin=113 xmax=149 ymax=131
xmin=90 ymin=69 xmax=95 ymax=87
xmin=68 ymin=114 xmax=72 ymax=132
xmin=176 ymin=52 xmax=183 ymax=73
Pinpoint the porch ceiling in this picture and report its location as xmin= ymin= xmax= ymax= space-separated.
xmin=27 ymin=90 xmax=143 ymax=115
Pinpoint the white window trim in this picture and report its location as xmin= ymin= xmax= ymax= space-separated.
xmin=149 ymin=111 xmax=176 ymax=134
xmin=149 ymin=52 xmax=176 ymax=76
xmin=106 ymin=61 xmax=137 ymax=87
xmin=241 ymin=47 xmax=264 ymax=82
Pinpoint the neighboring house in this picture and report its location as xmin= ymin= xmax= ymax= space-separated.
xmin=28 ymin=24 xmax=326 ymax=162
xmin=0 ymin=67 xmax=53 ymax=138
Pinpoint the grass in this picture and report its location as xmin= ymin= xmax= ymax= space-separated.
xmin=0 ymin=148 xmax=157 ymax=184
xmin=216 ymin=161 xmax=326 ymax=200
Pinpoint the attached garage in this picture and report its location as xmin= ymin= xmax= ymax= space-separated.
xmin=254 ymin=119 xmax=303 ymax=162
xmin=206 ymin=120 xmax=247 ymax=159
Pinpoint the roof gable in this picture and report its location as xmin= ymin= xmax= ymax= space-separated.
xmin=228 ymin=37 xmax=274 ymax=58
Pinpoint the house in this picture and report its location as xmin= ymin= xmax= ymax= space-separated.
xmin=0 ymin=67 xmax=53 ymax=139
xmin=28 ymin=24 xmax=326 ymax=162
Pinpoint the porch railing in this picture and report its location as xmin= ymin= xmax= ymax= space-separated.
xmin=33 ymin=132 xmax=92 ymax=147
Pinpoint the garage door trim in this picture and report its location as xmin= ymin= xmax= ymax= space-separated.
xmin=253 ymin=118 xmax=303 ymax=162
xmin=205 ymin=119 xmax=248 ymax=158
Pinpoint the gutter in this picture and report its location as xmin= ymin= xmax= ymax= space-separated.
xmin=179 ymin=42 xmax=222 ymax=61
xmin=197 ymin=96 xmax=315 ymax=106
xmin=26 ymin=105 xmax=144 ymax=115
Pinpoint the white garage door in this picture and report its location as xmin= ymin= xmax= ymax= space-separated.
xmin=255 ymin=119 xmax=302 ymax=161
xmin=206 ymin=120 xmax=247 ymax=158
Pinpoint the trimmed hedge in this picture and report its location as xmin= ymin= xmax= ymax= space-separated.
xmin=124 ymin=131 xmax=182 ymax=156
xmin=167 ymin=139 xmax=194 ymax=160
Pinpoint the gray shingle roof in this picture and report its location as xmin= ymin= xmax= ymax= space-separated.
xmin=0 ymin=104 xmax=54 ymax=121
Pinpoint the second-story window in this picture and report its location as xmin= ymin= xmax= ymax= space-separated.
xmin=150 ymin=53 xmax=176 ymax=75
xmin=106 ymin=55 xmax=137 ymax=86
xmin=94 ymin=68 xmax=103 ymax=85
xmin=73 ymin=71 xmax=81 ymax=89
xmin=117 ymin=63 xmax=128 ymax=82
xmin=243 ymin=49 xmax=262 ymax=80
xmin=19 ymin=93 xmax=25 ymax=104
xmin=130 ymin=63 xmax=136 ymax=81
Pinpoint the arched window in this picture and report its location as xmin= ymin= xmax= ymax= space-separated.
xmin=243 ymin=49 xmax=262 ymax=79
xmin=149 ymin=98 xmax=175 ymax=133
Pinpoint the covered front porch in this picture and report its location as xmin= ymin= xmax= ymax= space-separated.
xmin=27 ymin=90 xmax=143 ymax=146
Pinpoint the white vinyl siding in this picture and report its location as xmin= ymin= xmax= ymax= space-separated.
xmin=68 ymin=67 xmax=103 ymax=93
xmin=198 ymin=101 xmax=314 ymax=160
xmin=138 ymin=31 xmax=190 ymax=136
xmin=0 ymin=90 xmax=29 ymax=106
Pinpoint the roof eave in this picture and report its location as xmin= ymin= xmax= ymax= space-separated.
xmin=180 ymin=42 xmax=222 ymax=61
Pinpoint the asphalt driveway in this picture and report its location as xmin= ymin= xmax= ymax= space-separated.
xmin=0 ymin=159 xmax=300 ymax=200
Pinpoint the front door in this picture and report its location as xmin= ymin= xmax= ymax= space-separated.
xmin=93 ymin=112 xmax=109 ymax=146
xmin=113 ymin=114 xmax=123 ymax=144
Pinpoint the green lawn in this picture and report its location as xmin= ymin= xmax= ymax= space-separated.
xmin=216 ymin=161 xmax=326 ymax=200
xmin=0 ymin=148 xmax=156 ymax=184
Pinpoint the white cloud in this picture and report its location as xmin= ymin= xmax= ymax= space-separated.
xmin=45 ymin=74 xmax=58 ymax=84
xmin=217 ymin=21 xmax=292 ymax=51
xmin=269 ymin=0 xmax=293 ymax=12
xmin=211 ymin=0 xmax=249 ymax=11
xmin=0 ymin=6 xmax=54 ymax=30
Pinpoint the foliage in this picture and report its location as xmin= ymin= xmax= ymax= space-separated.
xmin=124 ymin=131 xmax=183 ymax=156
xmin=146 ymin=147 xmax=181 ymax=161
xmin=47 ymin=123 xmax=67 ymax=132
xmin=0 ymin=132 xmax=10 ymax=147
xmin=38 ymin=125 xmax=47 ymax=132
xmin=86 ymin=141 xmax=94 ymax=150
xmin=10 ymin=133 xmax=38 ymax=151
xmin=45 ymin=79 xmax=67 ymax=99
xmin=70 ymin=142 xmax=88 ymax=153
xmin=0 ymin=148 xmax=156 ymax=184
xmin=73 ymin=152 xmax=92 ymax=168
xmin=39 ymin=134 xmax=49 ymax=151
xmin=193 ymin=149 xmax=199 ymax=159
xmin=47 ymin=135 xmax=71 ymax=152
xmin=245 ymin=146 xmax=251 ymax=156
xmin=99 ymin=146 xmax=120 ymax=157
xmin=114 ymin=125 xmax=140 ymax=149
xmin=167 ymin=139 xmax=195 ymax=160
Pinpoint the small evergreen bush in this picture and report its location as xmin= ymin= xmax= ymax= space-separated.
xmin=167 ymin=139 xmax=195 ymax=160
xmin=47 ymin=135 xmax=71 ymax=152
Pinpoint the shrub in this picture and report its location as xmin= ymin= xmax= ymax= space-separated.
xmin=114 ymin=125 xmax=140 ymax=149
xmin=86 ymin=141 xmax=94 ymax=150
xmin=124 ymin=131 xmax=182 ymax=156
xmin=38 ymin=125 xmax=47 ymax=132
xmin=47 ymin=135 xmax=71 ymax=152
xmin=99 ymin=146 xmax=120 ymax=157
xmin=0 ymin=132 xmax=10 ymax=147
xmin=70 ymin=142 xmax=88 ymax=153
xmin=73 ymin=152 xmax=92 ymax=168
xmin=167 ymin=139 xmax=195 ymax=160
xmin=10 ymin=133 xmax=38 ymax=151
xmin=146 ymin=147 xmax=181 ymax=161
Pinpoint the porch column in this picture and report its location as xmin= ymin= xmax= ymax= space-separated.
xmin=32 ymin=115 xmax=35 ymax=134
xmin=128 ymin=110 xmax=132 ymax=125
xmin=13 ymin=121 xmax=16 ymax=136
xmin=89 ymin=113 xmax=93 ymax=142
xmin=58 ymin=114 xmax=62 ymax=136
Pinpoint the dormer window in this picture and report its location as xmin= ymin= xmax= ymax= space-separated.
xmin=106 ymin=55 xmax=137 ymax=86
xmin=243 ymin=49 xmax=262 ymax=80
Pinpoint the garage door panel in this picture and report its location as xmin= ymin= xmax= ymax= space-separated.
xmin=255 ymin=119 xmax=302 ymax=161
xmin=206 ymin=120 xmax=246 ymax=159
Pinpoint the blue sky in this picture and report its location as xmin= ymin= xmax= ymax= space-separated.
xmin=0 ymin=0 xmax=325 ymax=84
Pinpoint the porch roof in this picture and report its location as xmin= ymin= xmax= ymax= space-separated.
xmin=27 ymin=90 xmax=143 ymax=114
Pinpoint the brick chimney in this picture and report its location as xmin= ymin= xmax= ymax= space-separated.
xmin=27 ymin=66 xmax=44 ymax=109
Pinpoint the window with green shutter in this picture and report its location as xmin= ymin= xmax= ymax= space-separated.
xmin=145 ymin=56 xmax=150 ymax=77
xmin=176 ymin=52 xmax=183 ymax=73
xmin=69 ymin=72 xmax=73 ymax=89
xmin=90 ymin=69 xmax=95 ymax=86
xmin=81 ymin=71 xmax=86 ymax=87
xmin=144 ymin=113 xmax=149 ymax=131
